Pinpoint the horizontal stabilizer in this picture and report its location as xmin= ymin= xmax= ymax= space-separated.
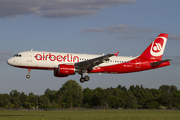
xmin=150 ymin=59 xmax=172 ymax=67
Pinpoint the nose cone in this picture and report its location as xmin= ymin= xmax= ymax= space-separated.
xmin=7 ymin=58 xmax=14 ymax=66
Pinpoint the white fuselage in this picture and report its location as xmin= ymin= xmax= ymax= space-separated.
xmin=7 ymin=51 xmax=136 ymax=70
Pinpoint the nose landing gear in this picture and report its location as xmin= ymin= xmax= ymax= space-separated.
xmin=26 ymin=68 xmax=31 ymax=79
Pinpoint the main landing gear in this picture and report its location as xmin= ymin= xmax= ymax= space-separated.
xmin=79 ymin=73 xmax=90 ymax=83
xmin=26 ymin=68 xmax=31 ymax=79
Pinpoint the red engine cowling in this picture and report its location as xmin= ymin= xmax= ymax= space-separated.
xmin=54 ymin=64 xmax=76 ymax=77
xmin=54 ymin=68 xmax=69 ymax=77
xmin=58 ymin=64 xmax=75 ymax=75
xmin=55 ymin=64 xmax=75 ymax=76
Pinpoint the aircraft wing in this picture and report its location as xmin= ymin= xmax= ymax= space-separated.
xmin=74 ymin=52 xmax=119 ymax=71
xmin=150 ymin=59 xmax=172 ymax=67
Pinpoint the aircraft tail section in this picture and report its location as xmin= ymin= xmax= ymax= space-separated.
xmin=138 ymin=33 xmax=168 ymax=60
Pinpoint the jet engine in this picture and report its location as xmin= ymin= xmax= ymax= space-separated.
xmin=54 ymin=64 xmax=76 ymax=77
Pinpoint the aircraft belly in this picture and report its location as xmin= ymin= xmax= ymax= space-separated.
xmin=100 ymin=63 xmax=151 ymax=73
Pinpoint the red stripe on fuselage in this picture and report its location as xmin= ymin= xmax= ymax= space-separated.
xmin=13 ymin=59 xmax=170 ymax=73
xmin=14 ymin=66 xmax=55 ymax=70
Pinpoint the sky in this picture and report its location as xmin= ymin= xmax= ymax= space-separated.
xmin=0 ymin=0 xmax=180 ymax=95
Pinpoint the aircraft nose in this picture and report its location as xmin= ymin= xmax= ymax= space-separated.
xmin=7 ymin=58 xmax=14 ymax=65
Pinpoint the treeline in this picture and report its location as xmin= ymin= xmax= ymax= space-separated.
xmin=0 ymin=80 xmax=180 ymax=109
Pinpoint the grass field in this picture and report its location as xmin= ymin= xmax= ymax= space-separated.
xmin=0 ymin=110 xmax=180 ymax=120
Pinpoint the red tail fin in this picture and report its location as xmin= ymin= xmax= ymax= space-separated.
xmin=138 ymin=33 xmax=168 ymax=60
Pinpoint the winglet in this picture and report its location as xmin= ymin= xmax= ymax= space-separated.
xmin=114 ymin=52 xmax=119 ymax=57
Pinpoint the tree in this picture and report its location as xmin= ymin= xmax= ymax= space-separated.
xmin=145 ymin=101 xmax=158 ymax=109
xmin=159 ymin=85 xmax=177 ymax=93
xmin=0 ymin=82 xmax=180 ymax=109
xmin=159 ymin=85 xmax=178 ymax=107
xmin=60 ymin=80 xmax=83 ymax=108
xmin=10 ymin=97 xmax=21 ymax=108
xmin=55 ymin=90 xmax=63 ymax=108
xmin=91 ymin=87 xmax=104 ymax=107
xmin=29 ymin=92 xmax=39 ymax=108
xmin=125 ymin=91 xmax=138 ymax=109
xmin=174 ymin=90 xmax=180 ymax=108
xmin=83 ymin=88 xmax=93 ymax=108
xmin=105 ymin=87 xmax=126 ymax=108
xmin=44 ymin=88 xmax=57 ymax=102
xmin=39 ymin=95 xmax=51 ymax=108
xmin=0 ymin=94 xmax=12 ymax=108
xmin=107 ymin=95 xmax=121 ymax=108
xmin=10 ymin=90 xmax=21 ymax=98
xmin=19 ymin=92 xmax=28 ymax=108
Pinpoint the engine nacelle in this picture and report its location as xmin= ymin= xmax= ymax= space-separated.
xmin=54 ymin=64 xmax=75 ymax=76
xmin=58 ymin=64 xmax=75 ymax=75
xmin=54 ymin=69 xmax=69 ymax=77
xmin=54 ymin=64 xmax=79 ymax=77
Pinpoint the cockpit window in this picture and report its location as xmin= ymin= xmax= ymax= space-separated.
xmin=13 ymin=54 xmax=22 ymax=57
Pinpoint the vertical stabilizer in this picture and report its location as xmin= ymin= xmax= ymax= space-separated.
xmin=138 ymin=33 xmax=168 ymax=60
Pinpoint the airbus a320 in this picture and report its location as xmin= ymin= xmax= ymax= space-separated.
xmin=7 ymin=33 xmax=171 ymax=83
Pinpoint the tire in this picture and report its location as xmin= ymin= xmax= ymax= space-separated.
xmin=26 ymin=75 xmax=30 ymax=79
xmin=80 ymin=77 xmax=85 ymax=83
xmin=84 ymin=76 xmax=90 ymax=81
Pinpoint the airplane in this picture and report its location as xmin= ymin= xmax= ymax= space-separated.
xmin=7 ymin=33 xmax=171 ymax=83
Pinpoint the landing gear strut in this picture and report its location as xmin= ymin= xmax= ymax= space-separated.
xmin=26 ymin=68 xmax=31 ymax=79
xmin=79 ymin=73 xmax=90 ymax=83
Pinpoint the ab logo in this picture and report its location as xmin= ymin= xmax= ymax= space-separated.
xmin=150 ymin=37 xmax=167 ymax=57
xmin=153 ymin=43 xmax=162 ymax=52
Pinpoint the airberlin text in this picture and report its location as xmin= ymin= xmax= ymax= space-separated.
xmin=35 ymin=53 xmax=79 ymax=62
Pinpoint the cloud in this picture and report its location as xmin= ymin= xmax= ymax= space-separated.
xmin=168 ymin=35 xmax=180 ymax=40
xmin=0 ymin=0 xmax=136 ymax=18
xmin=119 ymin=36 xmax=141 ymax=39
xmin=81 ymin=24 xmax=155 ymax=33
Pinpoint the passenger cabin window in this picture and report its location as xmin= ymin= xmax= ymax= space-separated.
xmin=13 ymin=54 xmax=22 ymax=57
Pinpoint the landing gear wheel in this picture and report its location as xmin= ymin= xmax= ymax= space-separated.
xmin=26 ymin=75 xmax=30 ymax=79
xmin=80 ymin=77 xmax=85 ymax=83
xmin=84 ymin=76 xmax=90 ymax=81
xmin=26 ymin=68 xmax=31 ymax=79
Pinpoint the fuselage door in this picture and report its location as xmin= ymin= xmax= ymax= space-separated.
xmin=27 ymin=52 xmax=32 ymax=62
xmin=135 ymin=58 xmax=141 ymax=68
